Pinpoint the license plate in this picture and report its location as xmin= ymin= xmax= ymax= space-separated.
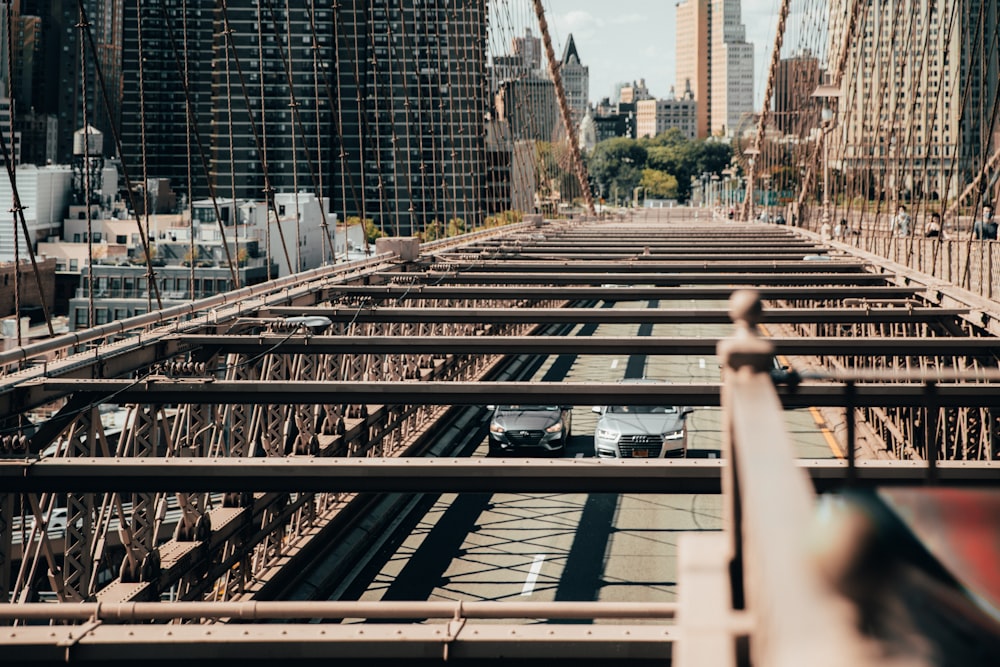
xmin=633 ymin=449 xmax=649 ymax=458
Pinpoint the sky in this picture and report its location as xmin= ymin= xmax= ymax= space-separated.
xmin=538 ymin=0 xmax=782 ymax=108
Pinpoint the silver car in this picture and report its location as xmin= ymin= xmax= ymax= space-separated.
xmin=488 ymin=405 xmax=572 ymax=455
xmin=593 ymin=393 xmax=693 ymax=459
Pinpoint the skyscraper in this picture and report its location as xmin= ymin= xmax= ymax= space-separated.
xmin=558 ymin=34 xmax=589 ymax=125
xmin=675 ymin=0 xmax=710 ymax=138
xmin=335 ymin=1 xmax=489 ymax=236
xmin=120 ymin=2 xmax=334 ymax=204
xmin=120 ymin=2 xmax=214 ymax=201
xmin=828 ymin=0 xmax=999 ymax=201
xmin=675 ymin=0 xmax=754 ymax=138
xmin=709 ymin=0 xmax=754 ymax=136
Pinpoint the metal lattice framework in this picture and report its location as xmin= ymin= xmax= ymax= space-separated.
xmin=1 ymin=214 xmax=999 ymax=665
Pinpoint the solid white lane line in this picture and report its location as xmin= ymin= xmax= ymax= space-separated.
xmin=611 ymin=359 xmax=619 ymax=369
xmin=521 ymin=555 xmax=547 ymax=596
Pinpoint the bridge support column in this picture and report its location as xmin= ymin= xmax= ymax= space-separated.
xmin=375 ymin=237 xmax=420 ymax=261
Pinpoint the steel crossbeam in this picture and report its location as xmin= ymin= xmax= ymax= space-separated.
xmin=173 ymin=334 xmax=1000 ymax=357
xmin=1 ymin=458 xmax=996 ymax=494
xmin=263 ymin=306 xmax=968 ymax=324
xmin=421 ymin=260 xmax=870 ymax=272
xmin=320 ymin=285 xmax=920 ymax=300
xmin=372 ymin=271 xmax=890 ymax=286
xmin=10 ymin=379 xmax=1000 ymax=414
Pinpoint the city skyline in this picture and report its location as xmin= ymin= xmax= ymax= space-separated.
xmin=544 ymin=0 xmax=777 ymax=107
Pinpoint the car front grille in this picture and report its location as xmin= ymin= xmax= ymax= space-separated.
xmin=618 ymin=434 xmax=664 ymax=458
xmin=506 ymin=429 xmax=546 ymax=447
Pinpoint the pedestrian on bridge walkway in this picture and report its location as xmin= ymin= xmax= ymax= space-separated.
xmin=973 ymin=204 xmax=997 ymax=240
xmin=890 ymin=204 xmax=911 ymax=237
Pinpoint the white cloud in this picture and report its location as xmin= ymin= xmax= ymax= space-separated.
xmin=611 ymin=13 xmax=644 ymax=25
xmin=552 ymin=10 xmax=605 ymax=42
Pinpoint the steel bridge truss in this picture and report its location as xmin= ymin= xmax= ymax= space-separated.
xmin=1 ymin=219 xmax=998 ymax=664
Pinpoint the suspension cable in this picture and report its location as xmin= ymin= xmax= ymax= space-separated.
xmin=74 ymin=0 xmax=162 ymax=311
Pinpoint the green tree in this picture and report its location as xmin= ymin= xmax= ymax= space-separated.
xmin=640 ymin=169 xmax=679 ymax=199
xmin=348 ymin=216 xmax=381 ymax=244
xmin=587 ymin=137 xmax=647 ymax=204
xmin=421 ymin=219 xmax=443 ymax=242
xmin=446 ymin=217 xmax=466 ymax=237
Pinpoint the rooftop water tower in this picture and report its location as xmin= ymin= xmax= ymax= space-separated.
xmin=72 ymin=125 xmax=104 ymax=205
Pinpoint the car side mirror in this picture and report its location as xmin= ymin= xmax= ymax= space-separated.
xmin=561 ymin=405 xmax=573 ymax=411
xmin=486 ymin=405 xmax=495 ymax=411
xmin=592 ymin=406 xmax=602 ymax=414
xmin=680 ymin=406 xmax=694 ymax=417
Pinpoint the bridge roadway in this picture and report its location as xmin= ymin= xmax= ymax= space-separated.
xmin=354 ymin=297 xmax=836 ymax=613
xmin=2 ymin=212 xmax=998 ymax=665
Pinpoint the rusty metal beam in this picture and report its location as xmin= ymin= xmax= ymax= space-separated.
xmin=1 ymin=458 xmax=996 ymax=494
xmin=320 ymin=285 xmax=920 ymax=301
xmin=175 ymin=334 xmax=1000 ymax=357
xmin=374 ymin=272 xmax=889 ymax=286
xmin=0 ymin=623 xmax=675 ymax=663
xmin=444 ymin=251 xmax=834 ymax=261
xmin=263 ymin=306 xmax=969 ymax=325
xmin=0 ymin=600 xmax=676 ymax=622
xmin=12 ymin=379 xmax=1000 ymax=414
xmin=420 ymin=261 xmax=871 ymax=273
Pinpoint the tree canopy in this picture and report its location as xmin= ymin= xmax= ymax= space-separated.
xmin=586 ymin=131 xmax=733 ymax=203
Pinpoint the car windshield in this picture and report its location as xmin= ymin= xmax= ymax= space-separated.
xmin=607 ymin=405 xmax=678 ymax=415
xmin=499 ymin=405 xmax=558 ymax=411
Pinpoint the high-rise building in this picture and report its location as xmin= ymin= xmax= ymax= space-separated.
xmin=336 ymin=1 xmax=489 ymax=236
xmin=710 ymin=0 xmax=754 ymax=136
xmin=513 ymin=28 xmax=542 ymax=72
xmin=774 ymin=53 xmax=822 ymax=136
xmin=2 ymin=1 xmax=109 ymax=166
xmin=495 ymin=77 xmax=559 ymax=143
xmin=636 ymin=88 xmax=698 ymax=140
xmin=120 ymin=2 xmax=334 ymax=205
xmin=619 ymin=79 xmax=653 ymax=105
xmin=558 ymin=34 xmax=589 ymax=124
xmin=207 ymin=3 xmax=334 ymax=204
xmin=829 ymin=0 xmax=999 ymax=201
xmin=675 ymin=0 xmax=754 ymax=138
xmin=675 ymin=0 xmax=710 ymax=138
xmin=120 ymin=2 xmax=214 ymax=201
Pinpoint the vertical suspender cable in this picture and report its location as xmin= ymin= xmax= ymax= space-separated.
xmin=135 ymin=0 xmax=152 ymax=310
xmin=157 ymin=6 xmax=240 ymax=290
xmin=83 ymin=8 xmax=96 ymax=327
xmin=184 ymin=0 xmax=195 ymax=298
xmin=531 ymin=0 xmax=595 ymax=216
xmin=75 ymin=0 xmax=162 ymax=310
xmin=285 ymin=0 xmax=302 ymax=272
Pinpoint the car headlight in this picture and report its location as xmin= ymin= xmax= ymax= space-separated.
xmin=490 ymin=423 xmax=505 ymax=434
xmin=545 ymin=422 xmax=563 ymax=433
xmin=596 ymin=427 xmax=620 ymax=442
xmin=663 ymin=429 xmax=685 ymax=440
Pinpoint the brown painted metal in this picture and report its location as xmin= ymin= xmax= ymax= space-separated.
xmin=0 ymin=600 xmax=677 ymax=621
xmin=718 ymin=290 xmax=885 ymax=667
xmin=421 ymin=261 xmax=870 ymax=273
xmin=17 ymin=379 xmax=1000 ymax=410
xmin=320 ymin=285 xmax=920 ymax=300
xmin=263 ymin=306 xmax=969 ymax=324
xmin=175 ymin=334 xmax=1000 ymax=357
xmin=373 ymin=271 xmax=891 ymax=286
xmin=2 ymin=458 xmax=996 ymax=494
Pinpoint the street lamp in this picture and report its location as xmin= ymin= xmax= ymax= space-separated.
xmin=743 ymin=147 xmax=760 ymax=221
xmin=812 ymin=83 xmax=842 ymax=232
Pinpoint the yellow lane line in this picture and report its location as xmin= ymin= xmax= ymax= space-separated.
xmin=758 ymin=323 xmax=844 ymax=459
